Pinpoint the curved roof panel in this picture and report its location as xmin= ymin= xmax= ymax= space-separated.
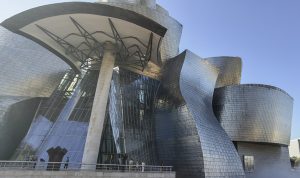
xmin=1 ymin=2 xmax=167 ymax=73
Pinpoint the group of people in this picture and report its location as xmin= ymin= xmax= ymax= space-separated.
xmin=104 ymin=154 xmax=146 ymax=172
xmin=24 ymin=155 xmax=38 ymax=168
xmin=128 ymin=160 xmax=146 ymax=172
xmin=24 ymin=153 xmax=150 ymax=172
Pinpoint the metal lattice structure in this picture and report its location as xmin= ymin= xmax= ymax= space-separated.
xmin=36 ymin=17 xmax=154 ymax=72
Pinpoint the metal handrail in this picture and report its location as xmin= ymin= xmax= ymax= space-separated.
xmin=0 ymin=161 xmax=173 ymax=173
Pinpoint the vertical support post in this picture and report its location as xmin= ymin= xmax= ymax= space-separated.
xmin=81 ymin=42 xmax=116 ymax=169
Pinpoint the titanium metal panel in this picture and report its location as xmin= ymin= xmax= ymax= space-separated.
xmin=205 ymin=56 xmax=242 ymax=88
xmin=237 ymin=142 xmax=298 ymax=178
xmin=0 ymin=26 xmax=69 ymax=97
xmin=155 ymin=51 xmax=205 ymax=178
xmin=213 ymin=84 xmax=293 ymax=145
xmin=155 ymin=51 xmax=245 ymax=178
xmin=0 ymin=97 xmax=41 ymax=160
xmin=180 ymin=51 xmax=245 ymax=178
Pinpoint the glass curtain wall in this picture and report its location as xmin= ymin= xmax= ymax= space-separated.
xmin=98 ymin=68 xmax=160 ymax=166
xmin=13 ymin=69 xmax=99 ymax=166
xmin=13 ymin=67 xmax=160 ymax=167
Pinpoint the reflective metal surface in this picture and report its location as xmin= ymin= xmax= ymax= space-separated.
xmin=13 ymin=68 xmax=160 ymax=168
xmin=154 ymin=51 xmax=245 ymax=178
xmin=0 ymin=1 xmax=296 ymax=178
xmin=103 ymin=69 xmax=160 ymax=164
xmin=155 ymin=52 xmax=205 ymax=178
xmin=0 ymin=97 xmax=41 ymax=160
xmin=236 ymin=142 xmax=298 ymax=178
xmin=13 ymin=70 xmax=98 ymax=163
xmin=179 ymin=51 xmax=245 ymax=177
xmin=205 ymin=56 xmax=242 ymax=88
xmin=213 ymin=84 xmax=294 ymax=145
xmin=0 ymin=26 xmax=69 ymax=97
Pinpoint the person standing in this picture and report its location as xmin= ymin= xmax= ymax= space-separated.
xmin=32 ymin=156 xmax=37 ymax=169
xmin=160 ymin=161 xmax=164 ymax=172
xmin=129 ymin=159 xmax=133 ymax=171
xmin=135 ymin=161 xmax=139 ymax=171
xmin=39 ymin=158 xmax=46 ymax=170
xmin=141 ymin=162 xmax=145 ymax=172
xmin=64 ymin=157 xmax=69 ymax=169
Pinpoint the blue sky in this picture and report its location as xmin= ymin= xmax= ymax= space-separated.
xmin=156 ymin=0 xmax=300 ymax=139
xmin=0 ymin=0 xmax=299 ymax=139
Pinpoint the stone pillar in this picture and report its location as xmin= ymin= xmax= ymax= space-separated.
xmin=81 ymin=42 xmax=116 ymax=169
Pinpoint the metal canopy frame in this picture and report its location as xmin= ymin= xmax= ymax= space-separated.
xmin=36 ymin=17 xmax=156 ymax=72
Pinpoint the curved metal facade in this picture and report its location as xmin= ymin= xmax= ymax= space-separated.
xmin=155 ymin=52 xmax=205 ymax=178
xmin=205 ymin=56 xmax=242 ymax=88
xmin=179 ymin=51 xmax=245 ymax=177
xmin=155 ymin=51 xmax=245 ymax=178
xmin=213 ymin=84 xmax=293 ymax=145
xmin=0 ymin=1 xmax=296 ymax=178
xmin=0 ymin=26 xmax=69 ymax=97
xmin=0 ymin=26 xmax=69 ymax=160
xmin=0 ymin=97 xmax=41 ymax=160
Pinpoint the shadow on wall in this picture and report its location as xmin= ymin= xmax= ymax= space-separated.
xmin=0 ymin=97 xmax=42 ymax=160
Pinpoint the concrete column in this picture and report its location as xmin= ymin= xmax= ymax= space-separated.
xmin=81 ymin=42 xmax=116 ymax=169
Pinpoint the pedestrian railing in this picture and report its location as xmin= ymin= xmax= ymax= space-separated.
xmin=0 ymin=161 xmax=172 ymax=173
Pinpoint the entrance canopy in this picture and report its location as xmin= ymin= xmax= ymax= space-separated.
xmin=1 ymin=2 xmax=167 ymax=74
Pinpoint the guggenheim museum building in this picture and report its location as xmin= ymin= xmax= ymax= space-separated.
xmin=0 ymin=0 xmax=297 ymax=177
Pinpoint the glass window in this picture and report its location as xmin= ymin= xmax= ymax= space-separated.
xmin=243 ymin=155 xmax=254 ymax=172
